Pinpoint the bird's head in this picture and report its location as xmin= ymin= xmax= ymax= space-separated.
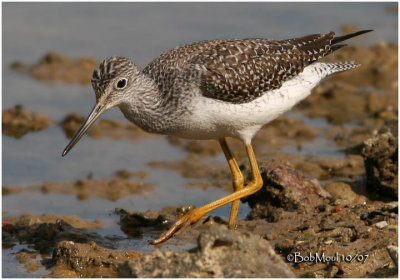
xmin=62 ymin=56 xmax=144 ymax=156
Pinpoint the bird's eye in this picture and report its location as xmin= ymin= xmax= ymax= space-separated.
xmin=116 ymin=78 xmax=127 ymax=89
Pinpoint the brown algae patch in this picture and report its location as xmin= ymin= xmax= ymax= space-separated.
xmin=60 ymin=112 xmax=160 ymax=140
xmin=2 ymin=105 xmax=52 ymax=138
xmin=10 ymin=52 xmax=99 ymax=85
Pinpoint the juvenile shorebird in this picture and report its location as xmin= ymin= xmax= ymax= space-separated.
xmin=62 ymin=30 xmax=371 ymax=244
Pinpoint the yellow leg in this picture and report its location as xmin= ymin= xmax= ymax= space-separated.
xmin=219 ymin=138 xmax=244 ymax=229
xmin=152 ymin=143 xmax=263 ymax=245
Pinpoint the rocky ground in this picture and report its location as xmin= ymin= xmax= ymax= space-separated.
xmin=3 ymin=38 xmax=398 ymax=277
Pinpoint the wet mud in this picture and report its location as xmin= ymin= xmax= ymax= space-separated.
xmin=3 ymin=105 xmax=52 ymax=138
xmin=49 ymin=240 xmax=142 ymax=277
xmin=149 ymin=154 xmax=232 ymax=191
xmin=10 ymin=52 xmax=98 ymax=85
xmin=4 ymin=39 xmax=398 ymax=277
xmin=118 ymin=225 xmax=295 ymax=278
xmin=361 ymin=119 xmax=398 ymax=199
xmin=3 ymin=214 xmax=140 ymax=277
xmin=3 ymin=169 xmax=152 ymax=202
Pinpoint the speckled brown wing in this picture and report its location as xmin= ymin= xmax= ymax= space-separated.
xmin=193 ymin=32 xmax=335 ymax=104
xmin=143 ymin=39 xmax=230 ymax=98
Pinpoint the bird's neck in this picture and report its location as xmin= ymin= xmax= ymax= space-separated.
xmin=118 ymin=74 xmax=171 ymax=134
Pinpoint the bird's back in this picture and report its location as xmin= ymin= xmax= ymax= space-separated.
xmin=142 ymin=32 xmax=336 ymax=103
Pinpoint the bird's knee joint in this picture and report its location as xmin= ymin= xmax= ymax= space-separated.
xmin=234 ymin=177 xmax=244 ymax=187
xmin=255 ymin=177 xmax=263 ymax=190
xmin=232 ymin=174 xmax=244 ymax=189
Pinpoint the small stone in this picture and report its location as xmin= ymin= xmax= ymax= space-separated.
xmin=387 ymin=245 xmax=398 ymax=268
xmin=374 ymin=221 xmax=388 ymax=229
xmin=324 ymin=239 xmax=334 ymax=245
xmin=333 ymin=206 xmax=342 ymax=213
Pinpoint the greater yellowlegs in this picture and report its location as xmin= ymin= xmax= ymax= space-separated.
xmin=62 ymin=30 xmax=371 ymax=244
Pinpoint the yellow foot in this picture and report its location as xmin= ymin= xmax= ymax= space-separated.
xmin=151 ymin=143 xmax=262 ymax=245
xmin=151 ymin=208 xmax=205 ymax=245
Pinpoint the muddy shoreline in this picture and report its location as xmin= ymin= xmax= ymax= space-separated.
xmin=3 ymin=40 xmax=398 ymax=277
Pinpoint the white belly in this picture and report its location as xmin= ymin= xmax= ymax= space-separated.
xmin=176 ymin=63 xmax=327 ymax=143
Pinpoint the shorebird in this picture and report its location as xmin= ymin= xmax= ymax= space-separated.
xmin=62 ymin=30 xmax=371 ymax=244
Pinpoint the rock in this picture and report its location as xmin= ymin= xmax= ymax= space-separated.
xmin=243 ymin=160 xmax=331 ymax=220
xmin=118 ymin=225 xmax=295 ymax=278
xmin=361 ymin=120 xmax=398 ymax=199
xmin=387 ymin=245 xmax=398 ymax=268
xmin=374 ymin=221 xmax=388 ymax=229
xmin=325 ymin=182 xmax=367 ymax=204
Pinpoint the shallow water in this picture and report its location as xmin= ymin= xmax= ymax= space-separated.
xmin=2 ymin=2 xmax=397 ymax=277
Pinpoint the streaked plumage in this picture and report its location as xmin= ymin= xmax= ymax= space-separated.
xmin=142 ymin=30 xmax=367 ymax=104
xmin=63 ymin=30 xmax=372 ymax=244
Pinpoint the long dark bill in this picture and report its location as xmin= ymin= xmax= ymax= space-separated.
xmin=62 ymin=103 xmax=106 ymax=157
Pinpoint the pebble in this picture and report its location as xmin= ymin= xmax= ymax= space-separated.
xmin=374 ymin=221 xmax=388 ymax=229
xmin=324 ymin=240 xmax=333 ymax=245
xmin=387 ymin=245 xmax=398 ymax=268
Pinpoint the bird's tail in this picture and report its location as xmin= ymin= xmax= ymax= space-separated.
xmin=327 ymin=30 xmax=373 ymax=55
xmin=320 ymin=61 xmax=360 ymax=77
xmin=331 ymin=29 xmax=373 ymax=45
